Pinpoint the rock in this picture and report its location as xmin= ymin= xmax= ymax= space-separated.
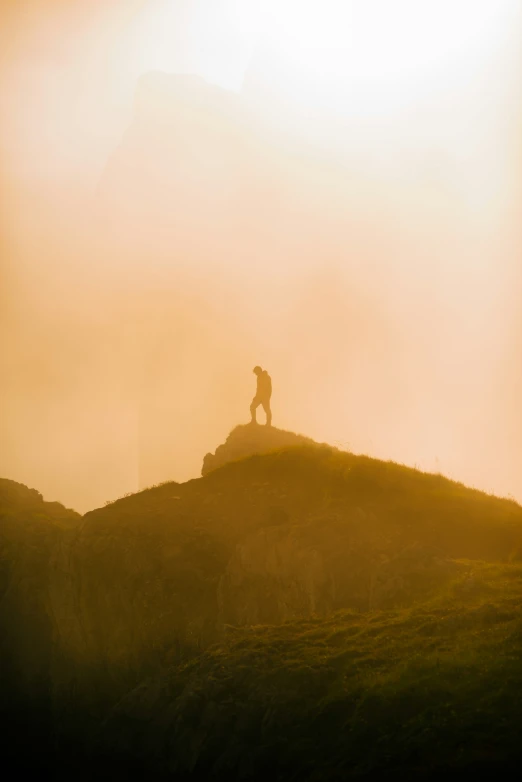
xmin=201 ymin=424 xmax=328 ymax=476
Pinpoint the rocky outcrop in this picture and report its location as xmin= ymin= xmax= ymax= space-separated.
xmin=202 ymin=424 xmax=323 ymax=476
xmin=0 ymin=477 xmax=80 ymax=527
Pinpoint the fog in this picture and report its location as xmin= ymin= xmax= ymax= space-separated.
xmin=1 ymin=0 xmax=520 ymax=512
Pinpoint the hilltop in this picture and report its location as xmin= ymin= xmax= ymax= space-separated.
xmin=201 ymin=423 xmax=324 ymax=475
xmin=2 ymin=430 xmax=522 ymax=779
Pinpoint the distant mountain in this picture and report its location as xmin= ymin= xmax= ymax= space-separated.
xmin=2 ymin=435 xmax=522 ymax=778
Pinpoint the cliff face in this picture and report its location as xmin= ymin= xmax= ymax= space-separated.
xmin=0 ymin=480 xmax=81 ymax=766
xmin=2 ymin=443 xmax=522 ymax=775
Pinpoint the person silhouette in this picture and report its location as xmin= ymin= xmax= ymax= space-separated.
xmin=250 ymin=366 xmax=272 ymax=426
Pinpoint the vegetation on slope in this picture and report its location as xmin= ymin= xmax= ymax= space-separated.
xmin=2 ymin=433 xmax=522 ymax=779
xmin=100 ymin=562 xmax=522 ymax=780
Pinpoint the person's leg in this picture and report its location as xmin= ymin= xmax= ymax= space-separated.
xmin=250 ymin=397 xmax=260 ymax=423
xmin=262 ymin=399 xmax=272 ymax=427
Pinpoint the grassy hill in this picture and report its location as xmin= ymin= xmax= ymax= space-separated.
xmin=100 ymin=562 xmax=522 ymax=781
xmin=1 ymin=430 xmax=522 ymax=779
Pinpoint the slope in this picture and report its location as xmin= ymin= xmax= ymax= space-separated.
xmin=1 ymin=434 xmax=522 ymax=778
xmin=98 ymin=562 xmax=522 ymax=781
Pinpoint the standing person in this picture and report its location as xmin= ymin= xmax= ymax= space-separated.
xmin=250 ymin=366 xmax=272 ymax=426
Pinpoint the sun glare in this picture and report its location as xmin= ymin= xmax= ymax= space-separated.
xmin=134 ymin=0 xmax=517 ymax=112
xmin=1 ymin=0 xmax=520 ymax=510
xmin=252 ymin=0 xmax=516 ymax=109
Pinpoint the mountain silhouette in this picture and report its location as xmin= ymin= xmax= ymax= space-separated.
xmin=2 ymin=434 xmax=522 ymax=779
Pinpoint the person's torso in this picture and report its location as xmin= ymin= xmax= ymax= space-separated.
xmin=257 ymin=370 xmax=272 ymax=397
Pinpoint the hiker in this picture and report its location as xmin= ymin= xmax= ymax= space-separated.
xmin=250 ymin=366 xmax=272 ymax=426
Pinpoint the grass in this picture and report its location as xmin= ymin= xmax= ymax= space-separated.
xmin=103 ymin=562 xmax=522 ymax=780
xmin=3 ymin=437 xmax=522 ymax=779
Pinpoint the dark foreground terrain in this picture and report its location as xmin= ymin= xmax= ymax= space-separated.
xmin=2 ymin=425 xmax=522 ymax=780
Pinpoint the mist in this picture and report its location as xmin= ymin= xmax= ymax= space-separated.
xmin=1 ymin=0 xmax=520 ymax=512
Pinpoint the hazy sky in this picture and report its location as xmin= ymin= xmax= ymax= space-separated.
xmin=1 ymin=1 xmax=520 ymax=511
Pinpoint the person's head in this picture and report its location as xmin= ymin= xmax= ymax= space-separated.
xmin=253 ymin=366 xmax=262 ymax=376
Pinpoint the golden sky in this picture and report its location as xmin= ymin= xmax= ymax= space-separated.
xmin=0 ymin=1 xmax=520 ymax=511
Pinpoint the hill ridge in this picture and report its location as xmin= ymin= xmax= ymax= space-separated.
xmin=2 ymin=431 xmax=522 ymax=779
